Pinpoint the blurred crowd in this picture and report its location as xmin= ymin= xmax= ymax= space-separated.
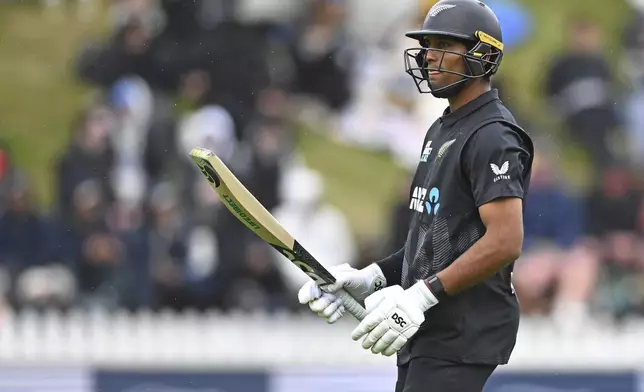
xmin=1 ymin=0 xmax=644 ymax=330
xmin=1 ymin=0 xmax=378 ymax=315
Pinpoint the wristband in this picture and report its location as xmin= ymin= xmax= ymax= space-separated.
xmin=425 ymin=275 xmax=448 ymax=301
xmin=375 ymin=247 xmax=404 ymax=287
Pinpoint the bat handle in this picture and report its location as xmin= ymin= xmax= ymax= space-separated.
xmin=336 ymin=289 xmax=367 ymax=321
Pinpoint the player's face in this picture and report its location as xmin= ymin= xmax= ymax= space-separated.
xmin=422 ymin=36 xmax=469 ymax=89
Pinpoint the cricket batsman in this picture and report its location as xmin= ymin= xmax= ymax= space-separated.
xmin=298 ymin=0 xmax=535 ymax=390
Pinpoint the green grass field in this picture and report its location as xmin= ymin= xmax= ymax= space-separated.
xmin=0 ymin=0 xmax=631 ymax=242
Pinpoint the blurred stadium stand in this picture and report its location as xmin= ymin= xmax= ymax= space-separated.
xmin=2 ymin=0 xmax=644 ymax=391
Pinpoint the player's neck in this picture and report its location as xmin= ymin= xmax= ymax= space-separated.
xmin=448 ymin=83 xmax=491 ymax=112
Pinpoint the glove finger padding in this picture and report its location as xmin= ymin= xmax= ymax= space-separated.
xmin=361 ymin=320 xmax=391 ymax=350
xmin=326 ymin=309 xmax=344 ymax=324
xmin=325 ymin=298 xmax=345 ymax=324
xmin=351 ymin=307 xmax=386 ymax=341
xmin=309 ymin=292 xmax=338 ymax=313
xmin=320 ymin=296 xmax=343 ymax=318
xmin=383 ymin=333 xmax=412 ymax=357
xmin=298 ymin=280 xmax=322 ymax=304
xmin=371 ymin=329 xmax=399 ymax=354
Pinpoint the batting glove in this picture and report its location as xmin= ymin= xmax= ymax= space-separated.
xmin=298 ymin=263 xmax=386 ymax=323
xmin=350 ymin=281 xmax=438 ymax=356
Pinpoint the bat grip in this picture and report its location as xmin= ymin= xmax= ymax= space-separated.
xmin=336 ymin=289 xmax=367 ymax=321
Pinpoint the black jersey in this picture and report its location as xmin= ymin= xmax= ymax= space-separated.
xmin=387 ymin=89 xmax=533 ymax=366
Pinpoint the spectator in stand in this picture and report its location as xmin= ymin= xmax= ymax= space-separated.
xmin=512 ymin=145 xmax=599 ymax=330
xmin=288 ymin=0 xmax=354 ymax=113
xmin=56 ymin=106 xmax=115 ymax=221
xmin=584 ymin=165 xmax=644 ymax=320
xmin=55 ymin=179 xmax=127 ymax=309
xmin=0 ymin=175 xmax=50 ymax=275
xmin=0 ymin=175 xmax=76 ymax=310
xmin=545 ymin=17 xmax=621 ymax=172
xmin=272 ymin=166 xmax=356 ymax=294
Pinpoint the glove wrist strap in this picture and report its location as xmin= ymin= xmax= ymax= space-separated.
xmin=410 ymin=279 xmax=439 ymax=312
xmin=364 ymin=263 xmax=387 ymax=293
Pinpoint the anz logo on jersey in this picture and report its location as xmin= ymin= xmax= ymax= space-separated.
xmin=420 ymin=140 xmax=433 ymax=162
xmin=409 ymin=186 xmax=441 ymax=216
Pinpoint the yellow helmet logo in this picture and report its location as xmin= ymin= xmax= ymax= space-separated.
xmin=476 ymin=31 xmax=504 ymax=51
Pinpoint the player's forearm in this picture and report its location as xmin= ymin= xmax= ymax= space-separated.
xmin=433 ymin=231 xmax=521 ymax=296
xmin=376 ymin=247 xmax=405 ymax=287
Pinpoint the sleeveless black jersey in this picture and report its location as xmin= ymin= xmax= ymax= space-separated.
xmin=394 ymin=89 xmax=534 ymax=366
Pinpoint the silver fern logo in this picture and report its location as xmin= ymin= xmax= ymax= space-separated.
xmin=437 ymin=139 xmax=456 ymax=159
xmin=428 ymin=4 xmax=457 ymax=18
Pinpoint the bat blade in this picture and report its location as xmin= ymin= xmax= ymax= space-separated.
xmin=189 ymin=147 xmax=366 ymax=321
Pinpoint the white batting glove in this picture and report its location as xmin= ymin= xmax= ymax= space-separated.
xmin=297 ymin=282 xmax=346 ymax=323
xmin=298 ymin=263 xmax=386 ymax=324
xmin=350 ymin=281 xmax=438 ymax=356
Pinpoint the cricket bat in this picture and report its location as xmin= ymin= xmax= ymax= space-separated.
xmin=189 ymin=147 xmax=367 ymax=321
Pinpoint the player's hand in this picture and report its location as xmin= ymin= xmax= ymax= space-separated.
xmin=350 ymin=281 xmax=438 ymax=356
xmin=298 ymin=282 xmax=345 ymax=323
xmin=298 ymin=263 xmax=386 ymax=324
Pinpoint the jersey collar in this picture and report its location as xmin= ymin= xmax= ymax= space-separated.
xmin=440 ymin=89 xmax=500 ymax=127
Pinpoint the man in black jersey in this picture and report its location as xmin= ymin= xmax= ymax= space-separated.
xmin=298 ymin=0 xmax=534 ymax=391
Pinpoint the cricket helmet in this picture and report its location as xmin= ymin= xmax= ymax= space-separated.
xmin=404 ymin=0 xmax=504 ymax=98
